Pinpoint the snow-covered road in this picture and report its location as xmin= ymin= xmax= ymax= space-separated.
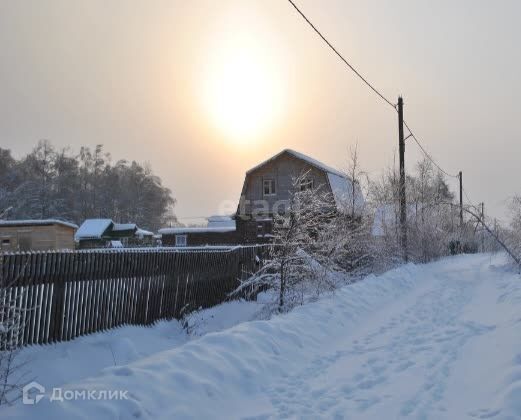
xmin=6 ymin=254 xmax=521 ymax=419
xmin=259 ymin=255 xmax=504 ymax=419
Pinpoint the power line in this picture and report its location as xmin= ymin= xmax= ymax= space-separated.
xmin=286 ymin=0 xmax=396 ymax=110
xmin=462 ymin=186 xmax=479 ymax=211
xmin=403 ymin=120 xmax=459 ymax=179
xmin=287 ymin=0 xmax=462 ymax=189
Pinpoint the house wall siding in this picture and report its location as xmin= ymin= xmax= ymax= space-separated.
xmin=240 ymin=152 xmax=332 ymax=216
xmin=161 ymin=231 xmax=239 ymax=247
xmin=0 ymin=224 xmax=75 ymax=251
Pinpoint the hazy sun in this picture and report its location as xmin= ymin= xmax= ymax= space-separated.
xmin=201 ymin=33 xmax=285 ymax=143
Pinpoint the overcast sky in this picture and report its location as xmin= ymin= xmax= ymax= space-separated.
xmin=1 ymin=0 xmax=520 ymax=223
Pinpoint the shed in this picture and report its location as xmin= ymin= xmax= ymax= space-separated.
xmin=159 ymin=216 xmax=237 ymax=247
xmin=0 ymin=219 xmax=78 ymax=251
xmin=75 ymin=219 xmax=151 ymax=248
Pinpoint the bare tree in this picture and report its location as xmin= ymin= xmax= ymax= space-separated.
xmin=345 ymin=142 xmax=366 ymax=218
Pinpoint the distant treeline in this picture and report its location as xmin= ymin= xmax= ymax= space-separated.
xmin=0 ymin=140 xmax=176 ymax=231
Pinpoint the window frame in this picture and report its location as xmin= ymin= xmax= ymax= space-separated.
xmin=175 ymin=234 xmax=187 ymax=247
xmin=299 ymin=178 xmax=314 ymax=192
xmin=263 ymin=178 xmax=276 ymax=196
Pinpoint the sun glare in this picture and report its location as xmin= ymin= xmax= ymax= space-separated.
xmin=201 ymin=34 xmax=285 ymax=143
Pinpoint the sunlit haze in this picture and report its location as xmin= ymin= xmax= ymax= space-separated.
xmin=1 ymin=0 xmax=520 ymax=222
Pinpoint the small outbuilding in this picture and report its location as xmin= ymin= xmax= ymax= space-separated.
xmin=75 ymin=219 xmax=153 ymax=249
xmin=159 ymin=216 xmax=237 ymax=247
xmin=0 ymin=219 xmax=78 ymax=251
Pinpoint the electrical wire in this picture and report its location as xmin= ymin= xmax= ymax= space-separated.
xmin=286 ymin=0 xmax=396 ymax=110
xmin=286 ymin=0 xmax=465 ymax=192
xmin=462 ymin=186 xmax=480 ymax=212
xmin=403 ymin=120 xmax=459 ymax=179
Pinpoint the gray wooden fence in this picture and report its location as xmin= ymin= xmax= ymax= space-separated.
xmin=0 ymin=246 xmax=266 ymax=348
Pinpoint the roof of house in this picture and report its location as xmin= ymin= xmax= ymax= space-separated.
xmin=75 ymin=219 xmax=113 ymax=240
xmin=75 ymin=219 xmax=152 ymax=241
xmin=246 ymin=149 xmax=365 ymax=215
xmin=135 ymin=228 xmax=154 ymax=238
xmin=327 ymin=172 xmax=365 ymax=215
xmin=207 ymin=215 xmax=235 ymax=229
xmin=0 ymin=219 xmax=78 ymax=229
xmin=158 ymin=226 xmax=236 ymax=235
xmin=112 ymin=223 xmax=137 ymax=232
xmin=159 ymin=215 xmax=236 ymax=236
xmin=246 ymin=149 xmax=346 ymax=178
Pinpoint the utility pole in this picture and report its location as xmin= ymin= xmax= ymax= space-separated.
xmin=459 ymin=171 xmax=463 ymax=227
xmin=398 ymin=96 xmax=407 ymax=262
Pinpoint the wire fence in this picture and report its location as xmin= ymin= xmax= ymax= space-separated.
xmin=0 ymin=246 xmax=267 ymax=349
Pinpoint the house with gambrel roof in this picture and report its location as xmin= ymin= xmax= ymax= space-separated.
xmin=235 ymin=149 xmax=364 ymax=243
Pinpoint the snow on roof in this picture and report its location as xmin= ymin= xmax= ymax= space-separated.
xmin=327 ymin=173 xmax=365 ymax=216
xmin=0 ymin=219 xmax=78 ymax=229
xmin=75 ymin=219 xmax=113 ymax=240
xmin=246 ymin=149 xmax=346 ymax=178
xmin=207 ymin=215 xmax=233 ymax=223
xmin=207 ymin=215 xmax=235 ymax=229
xmin=158 ymin=226 xmax=236 ymax=235
xmin=159 ymin=215 xmax=236 ymax=236
xmin=112 ymin=223 xmax=137 ymax=232
xmin=135 ymin=228 xmax=154 ymax=238
xmin=246 ymin=149 xmax=367 ymax=215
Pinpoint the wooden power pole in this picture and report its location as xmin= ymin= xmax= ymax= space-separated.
xmin=398 ymin=96 xmax=407 ymax=262
xmin=459 ymin=171 xmax=463 ymax=227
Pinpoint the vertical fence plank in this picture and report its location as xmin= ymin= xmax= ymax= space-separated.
xmin=2 ymin=246 xmax=266 ymax=348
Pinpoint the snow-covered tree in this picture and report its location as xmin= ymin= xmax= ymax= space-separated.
xmin=368 ymin=158 xmax=463 ymax=266
xmin=234 ymin=172 xmax=338 ymax=312
xmin=0 ymin=141 xmax=176 ymax=231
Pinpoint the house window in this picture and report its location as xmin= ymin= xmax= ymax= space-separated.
xmin=175 ymin=234 xmax=187 ymax=247
xmin=299 ymin=178 xmax=314 ymax=191
xmin=263 ymin=179 xmax=276 ymax=196
xmin=1 ymin=238 xmax=10 ymax=246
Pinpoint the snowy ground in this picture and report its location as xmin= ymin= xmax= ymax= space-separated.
xmin=5 ymin=298 xmax=266 ymax=395
xmin=4 ymin=253 xmax=521 ymax=419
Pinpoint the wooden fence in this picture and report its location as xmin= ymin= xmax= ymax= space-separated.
xmin=0 ymin=246 xmax=266 ymax=348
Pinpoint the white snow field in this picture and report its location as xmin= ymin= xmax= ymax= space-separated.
xmin=5 ymin=253 xmax=521 ymax=419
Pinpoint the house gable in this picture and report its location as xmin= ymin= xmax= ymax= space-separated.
xmin=238 ymin=149 xmax=364 ymax=217
xmin=239 ymin=150 xmax=331 ymax=216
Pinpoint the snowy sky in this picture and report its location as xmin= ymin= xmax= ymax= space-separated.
xmin=1 ymin=0 xmax=520 ymax=223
